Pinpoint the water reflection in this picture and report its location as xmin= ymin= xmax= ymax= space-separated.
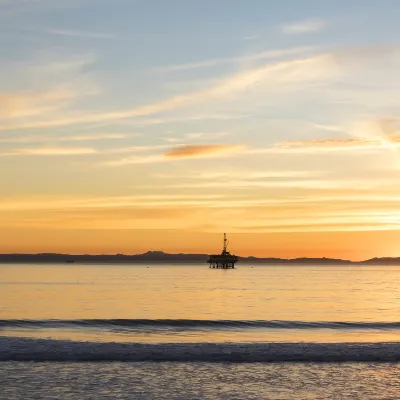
xmin=2 ymin=263 xmax=400 ymax=329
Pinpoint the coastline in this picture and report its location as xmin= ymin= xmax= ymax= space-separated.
xmin=1 ymin=253 xmax=399 ymax=265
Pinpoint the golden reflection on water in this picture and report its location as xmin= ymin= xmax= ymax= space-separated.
xmin=3 ymin=264 xmax=400 ymax=343
xmin=2 ymin=328 xmax=400 ymax=344
xmin=2 ymin=264 xmax=400 ymax=322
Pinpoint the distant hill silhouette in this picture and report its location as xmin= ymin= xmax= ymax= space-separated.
xmin=1 ymin=251 xmax=400 ymax=265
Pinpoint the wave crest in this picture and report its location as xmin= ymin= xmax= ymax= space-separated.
xmin=2 ymin=337 xmax=400 ymax=362
xmin=2 ymin=319 xmax=400 ymax=331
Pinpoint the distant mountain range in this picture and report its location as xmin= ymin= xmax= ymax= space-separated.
xmin=1 ymin=251 xmax=400 ymax=265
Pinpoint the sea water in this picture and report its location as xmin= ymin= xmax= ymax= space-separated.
xmin=2 ymin=263 xmax=400 ymax=399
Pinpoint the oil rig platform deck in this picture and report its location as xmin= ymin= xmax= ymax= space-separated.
xmin=207 ymin=233 xmax=238 ymax=269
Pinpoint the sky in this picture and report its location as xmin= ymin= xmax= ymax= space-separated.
xmin=1 ymin=0 xmax=400 ymax=259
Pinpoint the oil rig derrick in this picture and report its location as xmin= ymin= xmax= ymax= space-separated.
xmin=207 ymin=233 xmax=238 ymax=269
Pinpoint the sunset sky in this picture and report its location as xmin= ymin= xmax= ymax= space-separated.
xmin=1 ymin=0 xmax=400 ymax=259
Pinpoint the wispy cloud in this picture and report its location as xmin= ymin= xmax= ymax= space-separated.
xmin=31 ymin=28 xmax=115 ymax=40
xmin=262 ymin=119 xmax=400 ymax=155
xmin=0 ymin=146 xmax=97 ymax=156
xmin=106 ymin=144 xmax=247 ymax=166
xmin=166 ymin=179 xmax=362 ymax=191
xmin=120 ymin=114 xmax=250 ymax=128
xmin=282 ymin=18 xmax=327 ymax=35
xmin=0 ymin=194 xmax=235 ymax=215
xmin=165 ymin=144 xmax=245 ymax=158
xmin=348 ymin=119 xmax=400 ymax=154
xmin=0 ymin=53 xmax=335 ymax=131
xmin=255 ymin=136 xmax=400 ymax=155
xmin=107 ymin=144 xmax=182 ymax=154
xmin=162 ymin=132 xmax=229 ymax=143
xmin=313 ymin=124 xmax=346 ymax=134
xmin=0 ymin=0 xmax=72 ymax=17
xmin=185 ymin=132 xmax=229 ymax=140
xmin=43 ymin=28 xmax=114 ymax=39
xmin=105 ymin=123 xmax=397 ymax=167
xmin=153 ymin=46 xmax=313 ymax=72
xmin=4 ymin=42 xmax=400 ymax=135
xmin=3 ymin=192 xmax=398 ymax=213
xmin=0 ymin=133 xmax=129 ymax=143
xmin=33 ymin=54 xmax=96 ymax=75
xmin=233 ymin=221 xmax=400 ymax=233
xmin=0 ymin=54 xmax=97 ymax=122
xmin=0 ymin=86 xmax=77 ymax=119
xmin=104 ymin=154 xmax=166 ymax=166
xmin=5 ymin=190 xmax=400 ymax=233
xmin=154 ymin=170 xmax=317 ymax=181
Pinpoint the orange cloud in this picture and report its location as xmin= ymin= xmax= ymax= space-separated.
xmin=164 ymin=144 xmax=245 ymax=159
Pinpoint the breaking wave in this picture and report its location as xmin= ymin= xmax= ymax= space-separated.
xmin=2 ymin=337 xmax=400 ymax=362
xmin=2 ymin=319 xmax=400 ymax=331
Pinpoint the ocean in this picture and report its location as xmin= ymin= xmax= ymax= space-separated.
xmin=2 ymin=263 xmax=400 ymax=399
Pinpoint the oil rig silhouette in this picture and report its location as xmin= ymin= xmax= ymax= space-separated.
xmin=207 ymin=233 xmax=238 ymax=269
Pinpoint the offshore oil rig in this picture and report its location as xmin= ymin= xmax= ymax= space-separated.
xmin=207 ymin=233 xmax=238 ymax=269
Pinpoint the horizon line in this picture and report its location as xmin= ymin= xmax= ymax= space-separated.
xmin=0 ymin=251 xmax=399 ymax=264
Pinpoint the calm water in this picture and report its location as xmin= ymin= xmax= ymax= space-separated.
xmin=2 ymin=263 xmax=400 ymax=399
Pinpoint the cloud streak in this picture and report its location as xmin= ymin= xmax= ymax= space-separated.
xmin=164 ymin=144 xmax=244 ymax=158
xmin=276 ymin=138 xmax=390 ymax=151
xmin=259 ymin=120 xmax=400 ymax=154
xmin=252 ymin=140 xmax=399 ymax=155
xmin=3 ymin=192 xmax=400 ymax=213
xmin=0 ymin=146 xmax=97 ymax=156
xmin=37 ymin=28 xmax=115 ymax=39
xmin=106 ymin=144 xmax=247 ymax=166
xmin=0 ymin=133 xmax=129 ymax=143
xmin=0 ymin=53 xmax=337 ymax=131
xmin=0 ymin=86 xmax=77 ymax=119
xmin=0 ymin=54 xmax=97 ymax=124
xmin=153 ymin=46 xmax=313 ymax=72
xmin=104 ymin=128 xmax=399 ymax=167
xmin=4 ymin=191 xmax=400 ymax=234
xmin=282 ymin=19 xmax=327 ymax=35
